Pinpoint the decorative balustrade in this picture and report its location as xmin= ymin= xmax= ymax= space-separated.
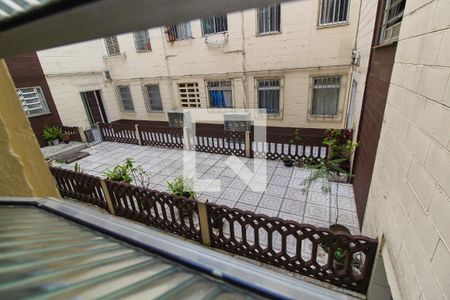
xmin=49 ymin=166 xmax=377 ymax=294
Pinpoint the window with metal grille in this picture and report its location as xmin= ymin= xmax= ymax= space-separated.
xmin=379 ymin=0 xmax=405 ymax=44
xmin=319 ymin=0 xmax=349 ymax=26
xmin=166 ymin=22 xmax=192 ymax=42
xmin=257 ymin=5 xmax=281 ymax=34
xmin=201 ymin=15 xmax=228 ymax=35
xmin=133 ymin=30 xmax=151 ymax=52
xmin=144 ymin=84 xmax=163 ymax=111
xmin=16 ymin=87 xmax=50 ymax=117
xmin=117 ymin=86 xmax=135 ymax=111
xmin=311 ymin=77 xmax=341 ymax=116
xmin=104 ymin=36 xmax=121 ymax=56
xmin=207 ymin=81 xmax=232 ymax=108
xmin=257 ymin=79 xmax=280 ymax=114
xmin=178 ymin=83 xmax=201 ymax=108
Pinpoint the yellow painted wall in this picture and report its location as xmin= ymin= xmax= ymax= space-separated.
xmin=0 ymin=60 xmax=60 ymax=198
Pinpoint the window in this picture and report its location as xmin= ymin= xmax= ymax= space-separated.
xmin=178 ymin=83 xmax=201 ymax=108
xmin=207 ymin=81 xmax=232 ymax=108
xmin=201 ymin=15 xmax=228 ymax=35
xmin=117 ymin=86 xmax=135 ymax=111
xmin=104 ymin=36 xmax=120 ymax=56
xmin=133 ymin=30 xmax=151 ymax=52
xmin=16 ymin=87 xmax=49 ymax=117
xmin=311 ymin=76 xmax=341 ymax=116
xmin=144 ymin=84 xmax=163 ymax=111
xmin=257 ymin=79 xmax=280 ymax=114
xmin=257 ymin=5 xmax=281 ymax=34
xmin=319 ymin=0 xmax=349 ymax=26
xmin=379 ymin=0 xmax=405 ymax=44
xmin=166 ymin=22 xmax=192 ymax=41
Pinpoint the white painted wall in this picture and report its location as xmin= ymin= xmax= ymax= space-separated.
xmin=360 ymin=0 xmax=450 ymax=298
xmin=38 ymin=0 xmax=361 ymax=129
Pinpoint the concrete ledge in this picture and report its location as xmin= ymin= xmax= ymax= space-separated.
xmin=41 ymin=141 xmax=87 ymax=160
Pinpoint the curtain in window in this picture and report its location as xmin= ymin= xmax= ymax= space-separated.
xmin=209 ymin=90 xmax=232 ymax=108
xmin=312 ymin=77 xmax=340 ymax=115
xmin=258 ymin=80 xmax=280 ymax=114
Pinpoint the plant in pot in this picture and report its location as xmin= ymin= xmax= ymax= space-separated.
xmin=103 ymin=158 xmax=135 ymax=184
xmin=42 ymin=125 xmax=63 ymax=145
xmin=62 ymin=132 xmax=71 ymax=144
xmin=282 ymin=155 xmax=294 ymax=167
xmin=167 ymin=176 xmax=195 ymax=218
xmin=333 ymin=247 xmax=347 ymax=271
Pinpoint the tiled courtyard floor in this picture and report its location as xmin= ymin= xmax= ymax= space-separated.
xmin=59 ymin=141 xmax=360 ymax=234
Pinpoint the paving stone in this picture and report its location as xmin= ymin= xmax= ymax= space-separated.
xmin=307 ymin=191 xmax=330 ymax=206
xmin=259 ymin=195 xmax=283 ymax=211
xmin=220 ymin=188 xmax=243 ymax=201
xmin=304 ymin=203 xmax=330 ymax=221
xmin=280 ymin=200 xmax=306 ymax=215
xmin=239 ymin=191 xmax=263 ymax=205
xmin=278 ymin=212 xmax=303 ymax=223
xmin=284 ymin=187 xmax=307 ymax=201
xmin=234 ymin=203 xmax=257 ymax=212
xmin=264 ymin=184 xmax=287 ymax=197
xmin=255 ymin=207 xmax=279 ymax=217
xmin=230 ymin=178 xmax=249 ymax=191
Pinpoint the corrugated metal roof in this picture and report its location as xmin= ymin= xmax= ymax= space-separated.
xmin=0 ymin=0 xmax=50 ymax=21
xmin=0 ymin=206 xmax=265 ymax=299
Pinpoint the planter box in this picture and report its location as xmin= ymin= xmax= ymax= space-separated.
xmin=327 ymin=172 xmax=348 ymax=183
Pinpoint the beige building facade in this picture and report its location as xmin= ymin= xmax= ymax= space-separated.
xmin=38 ymin=0 xmax=361 ymax=129
xmin=352 ymin=0 xmax=450 ymax=298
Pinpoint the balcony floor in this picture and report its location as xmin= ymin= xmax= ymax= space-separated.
xmin=58 ymin=141 xmax=360 ymax=234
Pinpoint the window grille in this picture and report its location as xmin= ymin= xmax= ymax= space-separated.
xmin=133 ymin=30 xmax=151 ymax=52
xmin=379 ymin=0 xmax=405 ymax=44
xmin=178 ymin=83 xmax=201 ymax=108
xmin=257 ymin=79 xmax=280 ymax=114
xmin=319 ymin=0 xmax=349 ymax=26
xmin=201 ymin=15 xmax=228 ymax=35
xmin=144 ymin=84 xmax=163 ymax=111
xmin=257 ymin=5 xmax=281 ymax=34
xmin=166 ymin=22 xmax=192 ymax=42
xmin=311 ymin=76 xmax=341 ymax=116
xmin=16 ymin=87 xmax=50 ymax=117
xmin=117 ymin=86 xmax=135 ymax=111
xmin=207 ymin=81 xmax=232 ymax=108
xmin=104 ymin=36 xmax=121 ymax=56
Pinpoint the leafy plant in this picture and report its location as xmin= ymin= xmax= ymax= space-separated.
xmin=334 ymin=247 xmax=347 ymax=264
xmin=103 ymin=158 xmax=150 ymax=187
xmin=104 ymin=159 xmax=134 ymax=183
xmin=167 ymin=176 xmax=196 ymax=198
xmin=42 ymin=125 xmax=63 ymax=142
xmin=74 ymin=162 xmax=82 ymax=173
xmin=302 ymin=158 xmax=350 ymax=193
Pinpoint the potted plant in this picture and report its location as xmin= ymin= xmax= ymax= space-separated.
xmin=282 ymin=155 xmax=294 ymax=167
xmin=62 ymin=133 xmax=71 ymax=144
xmin=167 ymin=176 xmax=195 ymax=218
xmin=103 ymin=159 xmax=134 ymax=184
xmin=333 ymin=247 xmax=347 ymax=271
xmin=42 ymin=125 xmax=63 ymax=145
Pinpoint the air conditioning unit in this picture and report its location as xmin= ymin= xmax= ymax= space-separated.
xmin=168 ymin=111 xmax=191 ymax=128
xmin=224 ymin=112 xmax=251 ymax=132
xmin=205 ymin=33 xmax=228 ymax=48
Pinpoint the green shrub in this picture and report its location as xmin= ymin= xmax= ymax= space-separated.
xmin=42 ymin=125 xmax=63 ymax=142
xmin=167 ymin=176 xmax=195 ymax=198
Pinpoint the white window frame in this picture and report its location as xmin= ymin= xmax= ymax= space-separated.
xmin=143 ymin=84 xmax=164 ymax=112
xmin=104 ymin=36 xmax=121 ymax=56
xmin=201 ymin=15 xmax=228 ymax=35
xmin=255 ymin=78 xmax=283 ymax=118
xmin=116 ymin=85 xmax=135 ymax=112
xmin=318 ymin=0 xmax=350 ymax=27
xmin=166 ymin=22 xmax=192 ymax=41
xmin=310 ymin=76 xmax=342 ymax=117
xmin=257 ymin=4 xmax=281 ymax=35
xmin=133 ymin=30 xmax=151 ymax=52
xmin=178 ymin=82 xmax=201 ymax=108
xmin=16 ymin=86 xmax=50 ymax=117
xmin=206 ymin=80 xmax=233 ymax=109
xmin=379 ymin=0 xmax=405 ymax=44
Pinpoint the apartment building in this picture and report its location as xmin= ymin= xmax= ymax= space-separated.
xmin=37 ymin=0 xmax=360 ymax=130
